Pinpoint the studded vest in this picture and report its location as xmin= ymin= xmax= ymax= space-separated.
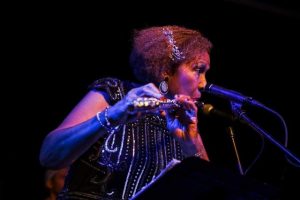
xmin=58 ymin=77 xmax=184 ymax=200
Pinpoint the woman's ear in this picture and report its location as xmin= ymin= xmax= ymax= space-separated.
xmin=162 ymin=70 xmax=171 ymax=79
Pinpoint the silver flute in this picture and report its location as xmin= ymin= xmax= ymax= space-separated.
xmin=128 ymin=97 xmax=203 ymax=113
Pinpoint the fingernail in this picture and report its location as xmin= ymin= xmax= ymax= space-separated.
xmin=191 ymin=117 xmax=197 ymax=123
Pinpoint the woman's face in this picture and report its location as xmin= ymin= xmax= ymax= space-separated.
xmin=167 ymin=52 xmax=210 ymax=99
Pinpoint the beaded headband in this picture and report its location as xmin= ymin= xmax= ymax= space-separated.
xmin=162 ymin=28 xmax=185 ymax=61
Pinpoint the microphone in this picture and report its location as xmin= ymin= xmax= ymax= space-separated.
xmin=201 ymin=83 xmax=264 ymax=107
xmin=202 ymin=103 xmax=246 ymax=124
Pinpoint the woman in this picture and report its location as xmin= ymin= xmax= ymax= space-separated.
xmin=40 ymin=25 xmax=212 ymax=199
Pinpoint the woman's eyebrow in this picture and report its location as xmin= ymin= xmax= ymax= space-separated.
xmin=195 ymin=63 xmax=210 ymax=70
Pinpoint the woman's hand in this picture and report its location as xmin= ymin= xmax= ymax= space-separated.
xmin=165 ymin=94 xmax=198 ymax=141
xmin=107 ymin=83 xmax=163 ymax=125
xmin=164 ymin=94 xmax=208 ymax=160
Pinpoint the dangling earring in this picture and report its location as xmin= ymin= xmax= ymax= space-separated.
xmin=159 ymin=77 xmax=169 ymax=94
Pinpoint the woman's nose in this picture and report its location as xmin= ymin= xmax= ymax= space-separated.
xmin=198 ymin=75 xmax=207 ymax=89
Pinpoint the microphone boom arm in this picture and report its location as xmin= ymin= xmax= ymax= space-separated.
xmin=230 ymin=101 xmax=300 ymax=165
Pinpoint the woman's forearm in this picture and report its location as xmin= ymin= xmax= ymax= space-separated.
xmin=39 ymin=116 xmax=106 ymax=169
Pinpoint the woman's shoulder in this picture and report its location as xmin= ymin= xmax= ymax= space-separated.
xmin=88 ymin=77 xmax=142 ymax=103
xmin=89 ymin=77 xmax=141 ymax=91
xmin=89 ymin=77 xmax=122 ymax=89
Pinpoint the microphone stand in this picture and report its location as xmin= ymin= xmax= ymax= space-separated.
xmin=230 ymin=102 xmax=300 ymax=165
xmin=227 ymin=126 xmax=244 ymax=175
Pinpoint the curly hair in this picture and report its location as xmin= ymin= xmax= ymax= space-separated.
xmin=129 ymin=25 xmax=212 ymax=84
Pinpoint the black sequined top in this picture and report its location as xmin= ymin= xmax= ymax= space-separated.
xmin=58 ymin=77 xmax=184 ymax=200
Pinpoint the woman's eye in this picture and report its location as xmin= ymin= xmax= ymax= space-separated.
xmin=195 ymin=68 xmax=204 ymax=73
xmin=194 ymin=66 xmax=205 ymax=74
xmin=193 ymin=63 xmax=208 ymax=74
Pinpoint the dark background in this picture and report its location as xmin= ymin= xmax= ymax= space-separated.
xmin=3 ymin=0 xmax=300 ymax=199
